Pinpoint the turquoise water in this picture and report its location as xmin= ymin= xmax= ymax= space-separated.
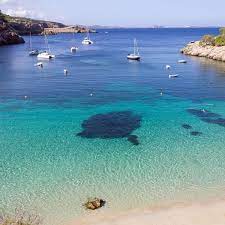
xmin=1 ymin=28 xmax=225 ymax=225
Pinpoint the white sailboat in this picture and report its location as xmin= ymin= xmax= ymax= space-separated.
xmin=71 ymin=29 xmax=79 ymax=52
xmin=127 ymin=39 xmax=141 ymax=60
xmin=37 ymin=33 xmax=55 ymax=59
xmin=82 ymin=31 xmax=93 ymax=45
xmin=29 ymin=32 xmax=39 ymax=56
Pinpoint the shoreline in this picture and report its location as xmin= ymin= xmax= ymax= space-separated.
xmin=71 ymin=198 xmax=225 ymax=225
xmin=181 ymin=41 xmax=225 ymax=62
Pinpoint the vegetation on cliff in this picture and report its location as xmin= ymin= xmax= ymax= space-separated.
xmin=0 ymin=10 xmax=66 ymax=35
xmin=0 ymin=210 xmax=42 ymax=225
xmin=0 ymin=10 xmax=25 ymax=46
xmin=200 ymin=28 xmax=225 ymax=47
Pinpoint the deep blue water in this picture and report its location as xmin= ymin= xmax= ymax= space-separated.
xmin=1 ymin=28 xmax=225 ymax=105
xmin=1 ymin=28 xmax=225 ymax=225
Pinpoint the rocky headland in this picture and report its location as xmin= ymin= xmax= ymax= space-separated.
xmin=181 ymin=41 xmax=225 ymax=62
xmin=0 ymin=10 xmax=95 ymax=46
xmin=0 ymin=11 xmax=25 ymax=45
xmin=181 ymin=28 xmax=225 ymax=62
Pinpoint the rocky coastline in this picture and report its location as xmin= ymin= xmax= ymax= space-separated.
xmin=0 ymin=10 xmax=95 ymax=46
xmin=0 ymin=12 xmax=25 ymax=46
xmin=181 ymin=29 xmax=225 ymax=62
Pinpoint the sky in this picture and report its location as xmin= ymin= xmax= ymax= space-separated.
xmin=0 ymin=0 xmax=225 ymax=27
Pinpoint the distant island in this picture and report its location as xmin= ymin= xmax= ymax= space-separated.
xmin=181 ymin=28 xmax=225 ymax=62
xmin=0 ymin=10 xmax=95 ymax=46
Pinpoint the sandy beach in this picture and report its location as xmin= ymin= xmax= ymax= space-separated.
xmin=72 ymin=199 xmax=225 ymax=225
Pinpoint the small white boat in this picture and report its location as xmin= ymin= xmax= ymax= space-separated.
xmin=71 ymin=30 xmax=79 ymax=52
xmin=178 ymin=59 xmax=187 ymax=63
xmin=127 ymin=39 xmax=141 ymax=61
xmin=166 ymin=65 xmax=171 ymax=70
xmin=29 ymin=32 xmax=39 ymax=56
xmin=169 ymin=74 xmax=179 ymax=78
xmin=34 ymin=62 xmax=43 ymax=67
xmin=37 ymin=33 xmax=55 ymax=59
xmin=71 ymin=46 xmax=78 ymax=52
xmin=64 ymin=69 xmax=68 ymax=75
xmin=82 ymin=32 xmax=93 ymax=45
xmin=37 ymin=51 xmax=55 ymax=59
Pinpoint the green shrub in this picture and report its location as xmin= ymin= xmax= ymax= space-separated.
xmin=0 ymin=210 xmax=42 ymax=225
xmin=219 ymin=27 xmax=225 ymax=36
xmin=200 ymin=34 xmax=215 ymax=46
xmin=215 ymin=35 xmax=225 ymax=46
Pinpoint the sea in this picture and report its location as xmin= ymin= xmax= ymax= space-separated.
xmin=1 ymin=28 xmax=225 ymax=225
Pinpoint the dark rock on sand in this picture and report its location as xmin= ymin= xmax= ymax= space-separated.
xmin=190 ymin=131 xmax=203 ymax=136
xmin=202 ymin=118 xmax=225 ymax=127
xmin=77 ymin=111 xmax=141 ymax=139
xmin=182 ymin=124 xmax=193 ymax=130
xmin=187 ymin=108 xmax=225 ymax=128
xmin=127 ymin=135 xmax=140 ymax=146
xmin=84 ymin=198 xmax=106 ymax=210
xmin=187 ymin=109 xmax=220 ymax=119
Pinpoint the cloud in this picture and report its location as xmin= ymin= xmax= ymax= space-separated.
xmin=0 ymin=0 xmax=12 ymax=4
xmin=3 ymin=7 xmax=45 ymax=19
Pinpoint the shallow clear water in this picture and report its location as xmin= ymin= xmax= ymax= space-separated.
xmin=1 ymin=28 xmax=225 ymax=225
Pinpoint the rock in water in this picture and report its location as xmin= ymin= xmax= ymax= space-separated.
xmin=77 ymin=111 xmax=141 ymax=139
xmin=182 ymin=124 xmax=193 ymax=130
xmin=191 ymin=131 xmax=203 ymax=136
xmin=84 ymin=198 xmax=106 ymax=210
xmin=127 ymin=135 xmax=140 ymax=145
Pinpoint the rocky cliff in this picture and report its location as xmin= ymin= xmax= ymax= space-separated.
xmin=0 ymin=12 xmax=25 ymax=46
xmin=181 ymin=41 xmax=225 ymax=62
xmin=1 ymin=12 xmax=66 ymax=35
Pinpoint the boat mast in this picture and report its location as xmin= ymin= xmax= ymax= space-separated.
xmin=44 ymin=32 xmax=51 ymax=53
xmin=29 ymin=32 xmax=32 ymax=51
xmin=73 ymin=28 xmax=75 ymax=44
xmin=87 ymin=28 xmax=90 ymax=40
xmin=135 ymin=39 xmax=139 ymax=56
xmin=134 ymin=38 xmax=137 ymax=55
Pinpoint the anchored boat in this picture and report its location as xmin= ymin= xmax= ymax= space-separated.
xmin=127 ymin=39 xmax=141 ymax=61
xmin=37 ymin=33 xmax=55 ymax=59
xmin=29 ymin=32 xmax=39 ymax=56
xmin=82 ymin=31 xmax=94 ymax=45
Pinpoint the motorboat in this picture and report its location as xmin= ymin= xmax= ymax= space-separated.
xmin=71 ymin=46 xmax=78 ymax=52
xmin=178 ymin=59 xmax=187 ymax=63
xmin=169 ymin=74 xmax=179 ymax=78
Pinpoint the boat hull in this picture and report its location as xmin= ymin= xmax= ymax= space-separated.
xmin=82 ymin=40 xmax=93 ymax=45
xmin=37 ymin=52 xmax=55 ymax=59
xmin=127 ymin=55 xmax=141 ymax=61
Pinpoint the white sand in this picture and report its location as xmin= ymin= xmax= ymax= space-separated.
xmin=71 ymin=199 xmax=225 ymax=225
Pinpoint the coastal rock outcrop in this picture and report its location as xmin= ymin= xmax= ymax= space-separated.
xmin=84 ymin=198 xmax=106 ymax=210
xmin=0 ymin=10 xmax=94 ymax=37
xmin=181 ymin=41 xmax=225 ymax=62
xmin=0 ymin=13 xmax=25 ymax=46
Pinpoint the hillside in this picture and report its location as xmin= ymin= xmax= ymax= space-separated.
xmin=0 ymin=11 xmax=66 ymax=35
xmin=0 ymin=10 xmax=25 ymax=46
